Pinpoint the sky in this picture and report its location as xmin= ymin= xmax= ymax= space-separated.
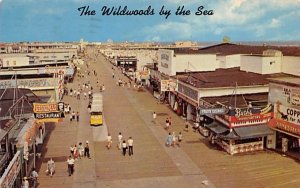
xmin=0 ymin=0 xmax=300 ymax=42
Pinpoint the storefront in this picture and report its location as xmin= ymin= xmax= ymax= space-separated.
xmin=15 ymin=118 xmax=44 ymax=177
xmin=205 ymin=104 xmax=274 ymax=155
xmin=268 ymin=78 xmax=300 ymax=155
xmin=175 ymin=82 xmax=199 ymax=121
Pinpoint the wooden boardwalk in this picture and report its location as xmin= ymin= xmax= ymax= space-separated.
xmin=36 ymin=47 xmax=300 ymax=188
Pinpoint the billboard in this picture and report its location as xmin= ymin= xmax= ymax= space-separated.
xmin=228 ymin=104 xmax=273 ymax=125
xmin=269 ymin=83 xmax=300 ymax=108
xmin=161 ymin=79 xmax=177 ymax=92
xmin=158 ymin=49 xmax=173 ymax=76
xmin=274 ymin=103 xmax=300 ymax=125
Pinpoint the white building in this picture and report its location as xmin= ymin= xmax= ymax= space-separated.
xmin=158 ymin=49 xmax=217 ymax=76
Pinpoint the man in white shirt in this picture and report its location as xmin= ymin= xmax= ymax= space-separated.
xmin=128 ymin=137 xmax=133 ymax=156
xmin=67 ymin=156 xmax=75 ymax=176
xmin=118 ymin=132 xmax=123 ymax=150
xmin=152 ymin=112 xmax=157 ymax=124
xmin=107 ymin=134 xmax=112 ymax=149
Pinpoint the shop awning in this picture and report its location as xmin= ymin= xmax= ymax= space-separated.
xmin=219 ymin=130 xmax=240 ymax=140
xmin=272 ymin=128 xmax=300 ymax=139
xmin=205 ymin=121 xmax=229 ymax=134
xmin=234 ymin=124 xmax=274 ymax=139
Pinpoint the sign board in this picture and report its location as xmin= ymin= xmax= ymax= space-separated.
xmin=0 ymin=151 xmax=21 ymax=188
xmin=158 ymin=49 xmax=173 ymax=76
xmin=269 ymin=118 xmax=300 ymax=136
xmin=200 ymin=108 xmax=226 ymax=115
xmin=274 ymin=103 xmax=300 ymax=125
xmin=269 ymin=83 xmax=300 ymax=108
xmin=0 ymin=78 xmax=55 ymax=89
xmin=161 ymin=79 xmax=177 ymax=92
xmin=33 ymin=102 xmax=64 ymax=122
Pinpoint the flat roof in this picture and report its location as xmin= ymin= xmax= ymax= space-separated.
xmin=268 ymin=77 xmax=300 ymax=87
xmin=201 ymin=93 xmax=268 ymax=108
xmin=175 ymin=67 xmax=291 ymax=88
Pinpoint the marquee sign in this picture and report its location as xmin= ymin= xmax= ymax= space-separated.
xmin=33 ymin=102 xmax=64 ymax=122
xmin=228 ymin=104 xmax=273 ymax=123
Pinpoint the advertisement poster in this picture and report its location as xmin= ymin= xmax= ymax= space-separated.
xmin=1 ymin=0 xmax=300 ymax=187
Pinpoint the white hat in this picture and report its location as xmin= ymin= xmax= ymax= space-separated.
xmin=86 ymin=140 xmax=89 ymax=143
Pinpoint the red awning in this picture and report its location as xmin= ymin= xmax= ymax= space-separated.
xmin=268 ymin=118 xmax=300 ymax=137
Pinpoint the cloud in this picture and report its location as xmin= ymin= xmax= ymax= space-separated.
xmin=143 ymin=21 xmax=192 ymax=41
xmin=269 ymin=18 xmax=280 ymax=28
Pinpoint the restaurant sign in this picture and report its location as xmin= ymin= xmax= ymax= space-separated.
xmin=0 ymin=151 xmax=21 ymax=188
xmin=33 ymin=102 xmax=64 ymax=122
xmin=228 ymin=104 xmax=273 ymax=123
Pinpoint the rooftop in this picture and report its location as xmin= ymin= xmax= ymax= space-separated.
xmin=202 ymin=93 xmax=268 ymax=108
xmin=172 ymin=43 xmax=300 ymax=56
xmin=175 ymin=67 xmax=292 ymax=88
xmin=268 ymin=77 xmax=300 ymax=87
xmin=0 ymin=88 xmax=41 ymax=118
xmin=197 ymin=43 xmax=300 ymax=56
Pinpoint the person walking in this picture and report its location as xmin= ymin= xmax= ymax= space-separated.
xmin=70 ymin=145 xmax=75 ymax=157
xmin=87 ymin=102 xmax=91 ymax=112
xmin=84 ymin=141 xmax=91 ymax=158
xmin=177 ymin=132 xmax=183 ymax=147
xmin=88 ymin=90 xmax=92 ymax=99
xmin=22 ymin=177 xmax=29 ymax=188
xmin=128 ymin=137 xmax=133 ymax=156
xmin=76 ymin=112 xmax=79 ymax=122
xmin=72 ymin=111 xmax=75 ymax=121
xmin=117 ymin=132 xmax=123 ymax=150
xmin=165 ymin=118 xmax=170 ymax=130
xmin=47 ymin=158 xmax=55 ymax=177
xmin=122 ymin=140 xmax=128 ymax=156
xmin=78 ymin=142 xmax=84 ymax=159
xmin=30 ymin=168 xmax=38 ymax=188
xmin=66 ymin=156 xmax=75 ymax=176
xmin=107 ymin=134 xmax=112 ymax=149
xmin=184 ymin=120 xmax=189 ymax=132
xmin=74 ymin=144 xmax=79 ymax=160
xmin=171 ymin=132 xmax=177 ymax=147
xmin=166 ymin=132 xmax=172 ymax=147
xmin=152 ymin=112 xmax=157 ymax=124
